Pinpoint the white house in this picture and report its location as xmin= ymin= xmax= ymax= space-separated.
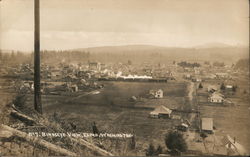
xmin=150 ymin=105 xmax=172 ymax=118
xmin=209 ymin=92 xmax=224 ymax=103
xmin=149 ymin=89 xmax=164 ymax=98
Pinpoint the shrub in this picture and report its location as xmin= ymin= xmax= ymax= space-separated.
xmin=129 ymin=135 xmax=136 ymax=150
xmin=155 ymin=145 xmax=163 ymax=155
xmin=146 ymin=143 xmax=155 ymax=156
xmin=165 ymin=131 xmax=187 ymax=154
xmin=13 ymin=94 xmax=27 ymax=108
xmin=198 ymin=83 xmax=203 ymax=89
xmin=220 ymin=83 xmax=225 ymax=90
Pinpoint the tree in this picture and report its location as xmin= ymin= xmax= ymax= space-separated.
xmin=165 ymin=131 xmax=187 ymax=154
xmin=13 ymin=94 xmax=27 ymax=109
xmin=243 ymin=89 xmax=247 ymax=94
xmin=234 ymin=58 xmax=249 ymax=71
xmin=213 ymin=61 xmax=225 ymax=67
xmin=128 ymin=60 xmax=132 ymax=65
xmin=129 ymin=135 xmax=136 ymax=150
xmin=232 ymin=85 xmax=237 ymax=92
xmin=146 ymin=143 xmax=155 ymax=156
xmin=155 ymin=145 xmax=163 ymax=155
xmin=0 ymin=50 xmax=2 ymax=61
xmin=92 ymin=122 xmax=99 ymax=135
xmin=220 ymin=83 xmax=225 ymax=91
xmin=198 ymin=83 xmax=203 ymax=89
xmin=200 ymin=132 xmax=208 ymax=139
xmin=204 ymin=61 xmax=210 ymax=65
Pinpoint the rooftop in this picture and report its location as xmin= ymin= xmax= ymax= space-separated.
xmin=201 ymin=118 xmax=213 ymax=131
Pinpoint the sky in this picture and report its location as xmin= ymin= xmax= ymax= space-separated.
xmin=0 ymin=0 xmax=249 ymax=51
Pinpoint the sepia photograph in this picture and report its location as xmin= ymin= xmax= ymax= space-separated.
xmin=0 ymin=0 xmax=249 ymax=156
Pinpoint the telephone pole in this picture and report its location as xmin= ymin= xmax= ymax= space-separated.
xmin=34 ymin=0 xmax=42 ymax=114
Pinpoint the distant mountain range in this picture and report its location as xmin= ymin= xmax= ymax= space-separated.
xmin=195 ymin=42 xmax=245 ymax=48
xmin=72 ymin=44 xmax=248 ymax=64
xmin=1 ymin=43 xmax=248 ymax=64
xmin=73 ymin=42 xmax=248 ymax=51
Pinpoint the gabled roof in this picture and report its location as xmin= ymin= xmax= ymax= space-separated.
xmin=207 ymin=85 xmax=218 ymax=90
xmin=210 ymin=92 xmax=224 ymax=99
xmin=221 ymin=135 xmax=248 ymax=156
xmin=150 ymin=89 xmax=163 ymax=92
xmin=150 ymin=105 xmax=172 ymax=115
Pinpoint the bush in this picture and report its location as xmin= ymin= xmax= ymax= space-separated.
xmin=200 ymin=132 xmax=208 ymax=139
xmin=165 ymin=131 xmax=187 ymax=154
xmin=146 ymin=143 xmax=155 ymax=156
xmin=145 ymin=144 xmax=163 ymax=156
xmin=13 ymin=94 xmax=27 ymax=108
xmin=155 ymin=145 xmax=163 ymax=155
xmin=198 ymin=83 xmax=203 ymax=89
xmin=129 ymin=135 xmax=136 ymax=150
xmin=220 ymin=83 xmax=225 ymax=90
xmin=232 ymin=85 xmax=237 ymax=92
xmin=243 ymin=90 xmax=247 ymax=94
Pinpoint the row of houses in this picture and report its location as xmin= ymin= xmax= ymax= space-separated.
xmin=207 ymin=84 xmax=236 ymax=104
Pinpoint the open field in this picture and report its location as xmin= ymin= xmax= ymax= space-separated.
xmin=22 ymin=81 xmax=188 ymax=155
xmin=8 ymin=76 xmax=249 ymax=155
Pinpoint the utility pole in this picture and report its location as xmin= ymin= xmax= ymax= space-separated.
xmin=34 ymin=0 xmax=42 ymax=114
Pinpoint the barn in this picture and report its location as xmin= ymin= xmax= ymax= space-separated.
xmin=150 ymin=105 xmax=172 ymax=118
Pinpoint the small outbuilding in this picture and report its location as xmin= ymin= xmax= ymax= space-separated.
xmin=177 ymin=123 xmax=189 ymax=132
xmin=130 ymin=96 xmax=137 ymax=102
xmin=201 ymin=118 xmax=213 ymax=134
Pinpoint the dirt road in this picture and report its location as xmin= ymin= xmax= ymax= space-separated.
xmin=188 ymin=81 xmax=194 ymax=101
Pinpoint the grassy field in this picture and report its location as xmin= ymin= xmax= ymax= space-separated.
xmin=23 ymin=81 xmax=187 ymax=155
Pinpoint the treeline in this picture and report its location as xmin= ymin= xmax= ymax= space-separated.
xmin=0 ymin=50 xmax=91 ymax=66
xmin=40 ymin=50 xmax=90 ymax=60
xmin=0 ymin=51 xmax=31 ymax=65
xmin=177 ymin=61 xmax=201 ymax=68
xmin=39 ymin=50 xmax=91 ymax=63
xmin=213 ymin=61 xmax=225 ymax=67
xmin=234 ymin=58 xmax=249 ymax=70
